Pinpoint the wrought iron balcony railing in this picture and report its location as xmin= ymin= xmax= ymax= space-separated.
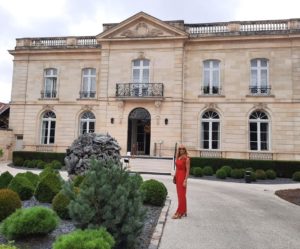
xmin=201 ymin=86 xmax=222 ymax=95
xmin=41 ymin=90 xmax=57 ymax=99
xmin=249 ymin=86 xmax=271 ymax=96
xmin=79 ymin=91 xmax=96 ymax=98
xmin=116 ymin=83 xmax=164 ymax=98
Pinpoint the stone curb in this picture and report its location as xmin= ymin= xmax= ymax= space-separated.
xmin=147 ymin=197 xmax=171 ymax=249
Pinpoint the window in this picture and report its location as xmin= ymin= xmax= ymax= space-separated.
xmin=201 ymin=110 xmax=220 ymax=149
xmin=42 ymin=68 xmax=57 ymax=98
xmin=203 ymin=60 xmax=220 ymax=94
xmin=79 ymin=111 xmax=95 ymax=134
xmin=80 ymin=68 xmax=96 ymax=98
xmin=41 ymin=111 xmax=56 ymax=144
xmin=249 ymin=110 xmax=269 ymax=151
xmin=131 ymin=59 xmax=150 ymax=96
xmin=250 ymin=58 xmax=270 ymax=95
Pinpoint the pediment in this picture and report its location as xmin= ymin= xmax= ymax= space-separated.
xmin=97 ymin=12 xmax=188 ymax=40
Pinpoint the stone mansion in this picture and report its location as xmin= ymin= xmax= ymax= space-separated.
xmin=7 ymin=12 xmax=300 ymax=160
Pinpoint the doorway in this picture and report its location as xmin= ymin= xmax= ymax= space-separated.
xmin=127 ymin=108 xmax=151 ymax=156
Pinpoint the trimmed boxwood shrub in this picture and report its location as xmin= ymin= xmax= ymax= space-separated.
xmin=8 ymin=174 xmax=35 ymax=200
xmin=255 ymin=169 xmax=267 ymax=180
xmin=193 ymin=167 xmax=203 ymax=177
xmin=140 ymin=179 xmax=167 ymax=206
xmin=51 ymin=160 xmax=63 ymax=169
xmin=13 ymin=157 xmax=24 ymax=167
xmin=36 ymin=160 xmax=46 ymax=169
xmin=216 ymin=169 xmax=227 ymax=179
xmin=13 ymin=151 xmax=65 ymax=165
xmin=0 ymin=206 xmax=59 ymax=240
xmin=0 ymin=189 xmax=22 ymax=222
xmin=220 ymin=165 xmax=232 ymax=177
xmin=203 ymin=166 xmax=214 ymax=176
xmin=230 ymin=168 xmax=244 ymax=179
xmin=52 ymin=228 xmax=115 ymax=249
xmin=190 ymin=157 xmax=300 ymax=178
xmin=16 ymin=172 xmax=39 ymax=188
xmin=0 ymin=171 xmax=13 ymax=189
xmin=292 ymin=171 xmax=300 ymax=181
xmin=52 ymin=191 xmax=71 ymax=219
xmin=35 ymin=172 xmax=62 ymax=203
xmin=266 ymin=169 xmax=276 ymax=179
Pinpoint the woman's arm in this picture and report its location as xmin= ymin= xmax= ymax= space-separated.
xmin=183 ymin=157 xmax=190 ymax=187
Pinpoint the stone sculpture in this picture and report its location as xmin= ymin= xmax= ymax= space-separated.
xmin=64 ymin=133 xmax=121 ymax=176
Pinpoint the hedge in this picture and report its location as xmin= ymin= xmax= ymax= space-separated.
xmin=13 ymin=151 xmax=65 ymax=165
xmin=190 ymin=157 xmax=300 ymax=178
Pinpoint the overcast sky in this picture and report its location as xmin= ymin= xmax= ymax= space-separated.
xmin=0 ymin=0 xmax=299 ymax=103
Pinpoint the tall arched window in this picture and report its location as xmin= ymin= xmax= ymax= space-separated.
xmin=41 ymin=111 xmax=56 ymax=144
xmin=203 ymin=60 xmax=220 ymax=94
xmin=43 ymin=68 xmax=57 ymax=98
xmin=250 ymin=58 xmax=270 ymax=95
xmin=201 ymin=110 xmax=220 ymax=149
xmin=80 ymin=111 xmax=95 ymax=134
xmin=249 ymin=110 xmax=269 ymax=151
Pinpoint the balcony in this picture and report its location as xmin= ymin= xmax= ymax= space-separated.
xmin=116 ymin=83 xmax=164 ymax=100
xmin=41 ymin=90 xmax=57 ymax=99
xmin=249 ymin=86 xmax=271 ymax=96
xmin=201 ymin=86 xmax=222 ymax=95
xmin=79 ymin=91 xmax=96 ymax=99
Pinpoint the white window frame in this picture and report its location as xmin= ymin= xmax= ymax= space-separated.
xmin=250 ymin=58 xmax=269 ymax=94
xmin=201 ymin=110 xmax=220 ymax=150
xmin=249 ymin=111 xmax=270 ymax=151
xmin=203 ymin=60 xmax=221 ymax=95
xmin=79 ymin=111 xmax=95 ymax=135
xmin=43 ymin=68 xmax=57 ymax=98
xmin=41 ymin=111 xmax=56 ymax=144
xmin=132 ymin=59 xmax=150 ymax=96
xmin=81 ymin=68 xmax=96 ymax=98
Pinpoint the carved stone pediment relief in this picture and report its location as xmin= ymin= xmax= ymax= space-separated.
xmin=119 ymin=22 xmax=169 ymax=38
xmin=42 ymin=104 xmax=54 ymax=111
xmin=205 ymin=103 xmax=218 ymax=110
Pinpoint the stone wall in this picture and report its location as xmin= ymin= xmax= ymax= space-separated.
xmin=0 ymin=129 xmax=13 ymax=161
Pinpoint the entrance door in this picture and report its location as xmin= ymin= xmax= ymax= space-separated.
xmin=127 ymin=108 xmax=151 ymax=155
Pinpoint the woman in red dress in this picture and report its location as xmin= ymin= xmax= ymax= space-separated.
xmin=172 ymin=144 xmax=190 ymax=219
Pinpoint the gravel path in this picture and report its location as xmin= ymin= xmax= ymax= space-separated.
xmin=0 ymin=198 xmax=162 ymax=249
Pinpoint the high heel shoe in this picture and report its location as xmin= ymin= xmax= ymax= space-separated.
xmin=172 ymin=213 xmax=182 ymax=219
xmin=182 ymin=213 xmax=187 ymax=217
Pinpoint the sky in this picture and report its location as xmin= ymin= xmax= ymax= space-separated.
xmin=0 ymin=0 xmax=299 ymax=103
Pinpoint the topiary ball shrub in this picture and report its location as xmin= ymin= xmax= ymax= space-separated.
xmin=35 ymin=172 xmax=62 ymax=203
xmin=52 ymin=228 xmax=115 ymax=249
xmin=0 ymin=206 xmax=59 ymax=240
xmin=140 ymin=179 xmax=167 ymax=207
xmin=51 ymin=160 xmax=63 ymax=169
xmin=13 ymin=157 xmax=24 ymax=167
xmin=202 ymin=166 xmax=214 ymax=176
xmin=220 ymin=166 xmax=232 ymax=177
xmin=292 ymin=171 xmax=300 ymax=181
xmin=255 ymin=169 xmax=267 ymax=180
xmin=0 ymin=171 xmax=13 ymax=189
xmin=0 ymin=189 xmax=22 ymax=222
xmin=193 ymin=167 xmax=203 ymax=177
xmin=216 ymin=169 xmax=227 ymax=179
xmin=36 ymin=160 xmax=46 ymax=169
xmin=266 ymin=169 xmax=277 ymax=180
xmin=16 ymin=172 xmax=39 ymax=188
xmin=52 ymin=191 xmax=71 ymax=219
xmin=8 ymin=174 xmax=35 ymax=200
xmin=230 ymin=169 xmax=244 ymax=179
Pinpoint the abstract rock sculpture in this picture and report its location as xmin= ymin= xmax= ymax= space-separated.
xmin=64 ymin=133 xmax=121 ymax=176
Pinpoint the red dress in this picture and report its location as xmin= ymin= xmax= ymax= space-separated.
xmin=175 ymin=156 xmax=188 ymax=215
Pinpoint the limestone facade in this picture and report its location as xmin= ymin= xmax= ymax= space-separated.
xmin=8 ymin=12 xmax=300 ymax=160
